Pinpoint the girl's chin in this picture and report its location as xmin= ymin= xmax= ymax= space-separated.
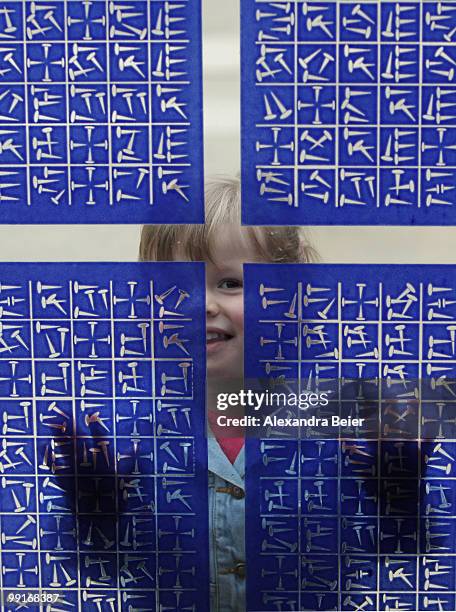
xmin=206 ymin=341 xmax=243 ymax=379
xmin=207 ymin=361 xmax=243 ymax=380
xmin=206 ymin=336 xmax=237 ymax=356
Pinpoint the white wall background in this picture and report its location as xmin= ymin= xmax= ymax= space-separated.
xmin=0 ymin=0 xmax=455 ymax=263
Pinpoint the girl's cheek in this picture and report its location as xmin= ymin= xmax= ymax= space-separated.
xmin=232 ymin=297 xmax=245 ymax=331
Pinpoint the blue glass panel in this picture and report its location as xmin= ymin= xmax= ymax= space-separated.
xmin=0 ymin=262 xmax=208 ymax=610
xmin=242 ymin=2 xmax=456 ymax=225
xmin=0 ymin=1 xmax=203 ymax=223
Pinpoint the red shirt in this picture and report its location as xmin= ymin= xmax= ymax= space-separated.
xmin=207 ymin=411 xmax=244 ymax=464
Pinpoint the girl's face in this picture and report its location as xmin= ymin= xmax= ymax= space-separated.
xmin=204 ymin=226 xmax=265 ymax=381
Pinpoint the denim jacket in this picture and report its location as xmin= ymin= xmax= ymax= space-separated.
xmin=208 ymin=438 xmax=246 ymax=612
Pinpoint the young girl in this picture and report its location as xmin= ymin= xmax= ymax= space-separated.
xmin=139 ymin=176 xmax=317 ymax=612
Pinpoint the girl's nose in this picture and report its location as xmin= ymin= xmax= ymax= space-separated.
xmin=206 ymin=292 xmax=220 ymax=317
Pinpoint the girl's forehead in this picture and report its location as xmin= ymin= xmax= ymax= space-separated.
xmin=173 ymin=224 xmax=266 ymax=264
xmin=209 ymin=226 xmax=266 ymax=265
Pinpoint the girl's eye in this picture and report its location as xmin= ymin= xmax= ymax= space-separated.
xmin=218 ymin=279 xmax=242 ymax=290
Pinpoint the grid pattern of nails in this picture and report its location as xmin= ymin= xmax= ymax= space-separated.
xmin=0 ymin=1 xmax=204 ymax=224
xmin=244 ymin=264 xmax=456 ymax=611
xmin=0 ymin=262 xmax=208 ymax=610
xmin=241 ymin=1 xmax=456 ymax=225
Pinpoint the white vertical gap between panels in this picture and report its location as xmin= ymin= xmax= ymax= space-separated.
xmin=203 ymin=0 xmax=241 ymax=177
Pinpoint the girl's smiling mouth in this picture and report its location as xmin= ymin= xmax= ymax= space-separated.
xmin=206 ymin=328 xmax=234 ymax=352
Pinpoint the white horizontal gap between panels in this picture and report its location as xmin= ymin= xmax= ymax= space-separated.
xmin=1 ymin=226 xmax=456 ymax=263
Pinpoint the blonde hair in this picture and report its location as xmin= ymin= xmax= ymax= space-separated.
xmin=139 ymin=176 xmax=319 ymax=263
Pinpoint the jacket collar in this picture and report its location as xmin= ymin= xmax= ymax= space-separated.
xmin=208 ymin=437 xmax=245 ymax=489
